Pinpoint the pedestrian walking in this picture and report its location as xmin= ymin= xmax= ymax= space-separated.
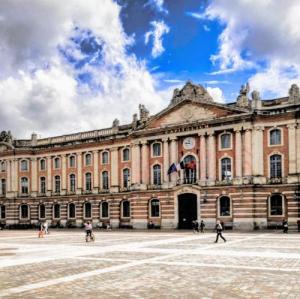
xmin=192 ymin=220 xmax=199 ymax=233
xmin=214 ymin=220 xmax=226 ymax=243
xmin=282 ymin=219 xmax=288 ymax=233
xmin=200 ymin=220 xmax=205 ymax=233
xmin=38 ymin=223 xmax=44 ymax=238
xmin=43 ymin=221 xmax=49 ymax=234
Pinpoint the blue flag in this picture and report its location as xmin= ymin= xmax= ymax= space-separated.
xmin=167 ymin=163 xmax=177 ymax=175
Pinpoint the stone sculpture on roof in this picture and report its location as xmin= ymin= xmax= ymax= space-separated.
xmin=288 ymin=83 xmax=300 ymax=104
xmin=236 ymin=82 xmax=250 ymax=108
xmin=0 ymin=131 xmax=13 ymax=144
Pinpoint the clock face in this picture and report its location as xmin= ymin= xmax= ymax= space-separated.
xmin=183 ymin=137 xmax=195 ymax=150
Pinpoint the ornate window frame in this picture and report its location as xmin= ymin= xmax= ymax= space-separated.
xmin=219 ymin=155 xmax=233 ymax=181
xmin=122 ymin=147 xmax=130 ymax=162
xmin=101 ymin=151 xmax=110 ymax=165
xmin=19 ymin=204 xmax=30 ymax=220
xmin=219 ymin=132 xmax=233 ymax=151
xmin=68 ymin=202 xmax=76 ymax=219
xmin=38 ymin=204 xmax=46 ymax=220
xmin=268 ymin=193 xmax=285 ymax=217
xmin=121 ymin=200 xmax=131 ymax=218
xmin=151 ymin=141 xmax=162 ymax=158
xmin=52 ymin=203 xmax=61 ymax=220
xmin=20 ymin=159 xmax=29 ymax=172
xmin=39 ymin=158 xmax=46 ymax=171
xmin=268 ymin=152 xmax=284 ymax=178
xmin=149 ymin=198 xmax=160 ymax=218
xmin=268 ymin=127 xmax=283 ymax=147
xmin=100 ymin=201 xmax=110 ymax=219
xmin=69 ymin=154 xmax=76 ymax=168
xmin=217 ymin=195 xmax=232 ymax=218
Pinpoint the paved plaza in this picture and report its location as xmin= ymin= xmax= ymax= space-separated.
xmin=1 ymin=230 xmax=300 ymax=298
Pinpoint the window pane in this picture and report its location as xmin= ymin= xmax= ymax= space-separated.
xmin=123 ymin=149 xmax=129 ymax=161
xmin=151 ymin=199 xmax=160 ymax=217
xmin=69 ymin=203 xmax=76 ymax=218
xmin=102 ymin=152 xmax=109 ymax=164
xmin=183 ymin=155 xmax=197 ymax=184
xmin=153 ymin=143 xmax=161 ymax=156
xmin=0 ymin=162 xmax=5 ymax=172
xmin=221 ymin=158 xmax=232 ymax=180
xmin=85 ymin=154 xmax=91 ymax=165
xmin=40 ymin=177 xmax=46 ymax=194
xmin=220 ymin=196 xmax=231 ymax=216
xmin=85 ymin=203 xmax=92 ymax=218
xmin=123 ymin=169 xmax=130 ymax=188
xmin=1 ymin=205 xmax=5 ymax=219
xmin=153 ymin=165 xmax=161 ymax=185
xmin=85 ymin=173 xmax=92 ymax=191
xmin=39 ymin=205 xmax=45 ymax=219
xmin=102 ymin=172 xmax=109 ymax=189
xmin=21 ymin=160 xmax=28 ymax=171
xmin=21 ymin=177 xmax=29 ymax=194
xmin=101 ymin=202 xmax=109 ymax=218
xmin=1 ymin=179 xmax=6 ymax=195
xmin=221 ymin=134 xmax=231 ymax=149
xmin=122 ymin=201 xmax=130 ymax=217
xmin=21 ymin=205 xmax=28 ymax=219
xmin=40 ymin=159 xmax=46 ymax=170
xmin=55 ymin=176 xmax=60 ymax=193
xmin=270 ymin=129 xmax=281 ymax=145
xmin=270 ymin=195 xmax=283 ymax=215
xmin=69 ymin=156 xmax=75 ymax=167
xmin=54 ymin=204 xmax=60 ymax=218
xmin=70 ymin=174 xmax=76 ymax=192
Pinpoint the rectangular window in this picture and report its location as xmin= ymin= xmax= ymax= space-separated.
xmin=0 ymin=205 xmax=5 ymax=219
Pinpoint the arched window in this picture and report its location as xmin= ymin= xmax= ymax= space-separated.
xmin=39 ymin=204 xmax=46 ymax=219
xmin=269 ymin=194 xmax=283 ymax=216
xmin=123 ymin=168 xmax=130 ymax=188
xmin=270 ymin=129 xmax=281 ymax=145
xmin=20 ymin=160 xmax=28 ymax=171
xmin=183 ymin=155 xmax=197 ymax=184
xmin=68 ymin=203 xmax=76 ymax=219
xmin=70 ymin=174 xmax=76 ymax=192
xmin=102 ymin=171 xmax=109 ymax=190
xmin=150 ymin=199 xmax=160 ymax=217
xmin=1 ymin=161 xmax=6 ymax=172
xmin=220 ymin=133 xmax=231 ymax=149
xmin=54 ymin=157 xmax=60 ymax=169
xmin=40 ymin=159 xmax=46 ymax=171
xmin=84 ymin=202 xmax=92 ymax=218
xmin=0 ymin=205 xmax=6 ymax=219
xmin=219 ymin=196 xmax=231 ymax=216
xmin=152 ymin=143 xmax=161 ymax=157
xmin=54 ymin=176 xmax=61 ymax=193
xmin=153 ymin=164 xmax=161 ymax=185
xmin=102 ymin=151 xmax=109 ymax=164
xmin=85 ymin=173 xmax=92 ymax=191
xmin=20 ymin=204 xmax=29 ymax=219
xmin=40 ymin=177 xmax=46 ymax=194
xmin=1 ymin=179 xmax=6 ymax=195
xmin=69 ymin=155 xmax=76 ymax=168
xmin=85 ymin=153 xmax=92 ymax=166
xmin=123 ymin=148 xmax=130 ymax=161
xmin=101 ymin=202 xmax=109 ymax=218
xmin=53 ymin=203 xmax=60 ymax=219
xmin=122 ymin=200 xmax=130 ymax=218
xmin=21 ymin=177 xmax=29 ymax=194
xmin=270 ymin=154 xmax=282 ymax=178
xmin=221 ymin=158 xmax=232 ymax=180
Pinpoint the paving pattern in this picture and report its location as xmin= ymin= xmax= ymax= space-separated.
xmin=1 ymin=229 xmax=300 ymax=298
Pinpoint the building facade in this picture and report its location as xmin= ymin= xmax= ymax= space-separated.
xmin=0 ymin=82 xmax=300 ymax=230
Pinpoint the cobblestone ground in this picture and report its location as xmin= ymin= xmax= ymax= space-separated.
xmin=1 ymin=230 xmax=300 ymax=298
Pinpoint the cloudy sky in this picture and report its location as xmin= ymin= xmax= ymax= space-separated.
xmin=1 ymin=0 xmax=300 ymax=138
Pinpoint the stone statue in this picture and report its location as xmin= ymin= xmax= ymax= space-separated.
xmin=0 ymin=131 xmax=13 ymax=144
xmin=288 ymin=84 xmax=300 ymax=104
xmin=132 ymin=113 xmax=138 ymax=129
xmin=240 ymin=82 xmax=250 ymax=96
xmin=236 ymin=82 xmax=250 ymax=108
xmin=251 ymin=90 xmax=262 ymax=109
xmin=112 ymin=118 xmax=120 ymax=127
xmin=139 ymin=104 xmax=149 ymax=122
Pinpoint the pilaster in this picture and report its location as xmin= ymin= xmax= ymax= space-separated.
xmin=110 ymin=147 xmax=119 ymax=193
xmin=233 ymin=128 xmax=243 ymax=185
xmin=252 ymin=126 xmax=266 ymax=184
xmin=31 ymin=158 xmax=38 ymax=197
xmin=199 ymin=132 xmax=207 ymax=186
xmin=61 ymin=154 xmax=67 ymax=195
xmin=287 ymin=124 xmax=298 ymax=183
xmin=46 ymin=156 xmax=52 ymax=196
xmin=141 ymin=140 xmax=149 ymax=190
xmin=93 ymin=150 xmax=99 ymax=193
xmin=76 ymin=153 xmax=82 ymax=195
xmin=207 ymin=131 xmax=216 ymax=185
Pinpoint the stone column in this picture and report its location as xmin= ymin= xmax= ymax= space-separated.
xmin=297 ymin=124 xmax=300 ymax=174
xmin=207 ymin=131 xmax=216 ymax=185
xmin=199 ymin=132 xmax=207 ymax=185
xmin=11 ymin=159 xmax=18 ymax=195
xmin=61 ymin=154 xmax=67 ymax=195
xmin=31 ymin=158 xmax=38 ymax=197
xmin=252 ymin=126 xmax=265 ymax=184
xmin=244 ymin=129 xmax=252 ymax=177
xmin=162 ymin=138 xmax=169 ymax=186
xmin=288 ymin=124 xmax=297 ymax=183
xmin=141 ymin=140 xmax=149 ymax=189
xmin=93 ymin=150 xmax=99 ymax=193
xmin=169 ymin=137 xmax=178 ymax=184
xmin=110 ymin=147 xmax=119 ymax=193
xmin=6 ymin=159 xmax=11 ymax=193
xmin=234 ymin=128 xmax=242 ymax=184
xmin=131 ymin=142 xmax=141 ymax=188
xmin=46 ymin=156 xmax=52 ymax=196
xmin=76 ymin=153 xmax=82 ymax=194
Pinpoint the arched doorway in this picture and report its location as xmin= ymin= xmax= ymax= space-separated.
xmin=178 ymin=193 xmax=197 ymax=229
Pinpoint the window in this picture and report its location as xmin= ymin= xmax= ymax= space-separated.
xmin=54 ymin=176 xmax=61 ymax=193
xmin=150 ymin=199 xmax=160 ymax=217
xmin=85 ymin=173 xmax=92 ymax=191
xmin=219 ymin=196 xmax=231 ymax=216
xmin=84 ymin=202 xmax=92 ymax=218
xmin=122 ymin=200 xmax=130 ymax=218
xmin=123 ymin=148 xmax=130 ymax=161
xmin=0 ymin=205 xmax=5 ymax=219
xmin=270 ymin=154 xmax=282 ymax=178
xmin=123 ymin=168 xmax=130 ymax=188
xmin=220 ymin=133 xmax=231 ymax=149
xmin=101 ymin=202 xmax=109 ymax=218
xmin=70 ymin=174 xmax=76 ymax=192
xmin=20 ymin=160 xmax=28 ymax=171
xmin=152 ymin=143 xmax=161 ymax=157
xmin=69 ymin=155 xmax=76 ymax=168
xmin=85 ymin=153 xmax=92 ymax=166
xmin=153 ymin=164 xmax=161 ymax=185
xmin=270 ymin=194 xmax=283 ymax=216
xmin=1 ymin=179 xmax=6 ymax=195
xmin=68 ymin=203 xmax=76 ymax=219
xmin=20 ymin=204 xmax=29 ymax=219
xmin=39 ymin=204 xmax=46 ymax=219
xmin=102 ymin=152 xmax=109 ymax=164
xmin=21 ymin=177 xmax=29 ymax=194
xmin=102 ymin=171 xmax=109 ymax=190
xmin=54 ymin=157 xmax=60 ymax=169
xmin=40 ymin=177 xmax=46 ymax=194
xmin=40 ymin=159 xmax=46 ymax=171
xmin=270 ymin=129 xmax=281 ymax=145
xmin=0 ymin=161 xmax=6 ymax=172
xmin=221 ymin=158 xmax=232 ymax=180
xmin=183 ymin=155 xmax=197 ymax=184
xmin=53 ymin=204 xmax=60 ymax=219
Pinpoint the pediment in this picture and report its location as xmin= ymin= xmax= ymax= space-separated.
xmin=146 ymin=101 xmax=241 ymax=129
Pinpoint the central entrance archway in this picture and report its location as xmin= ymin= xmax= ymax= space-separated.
xmin=178 ymin=193 xmax=197 ymax=229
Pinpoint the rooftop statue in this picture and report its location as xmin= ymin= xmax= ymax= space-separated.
xmin=289 ymin=83 xmax=300 ymax=104
xmin=139 ymin=104 xmax=150 ymax=122
xmin=236 ymin=82 xmax=250 ymax=108
xmin=0 ymin=130 xmax=13 ymax=144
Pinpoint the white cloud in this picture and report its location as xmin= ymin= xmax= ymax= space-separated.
xmin=0 ymin=0 xmax=167 ymax=138
xmin=146 ymin=0 xmax=168 ymax=14
xmin=145 ymin=20 xmax=170 ymax=58
xmin=207 ymin=87 xmax=225 ymax=103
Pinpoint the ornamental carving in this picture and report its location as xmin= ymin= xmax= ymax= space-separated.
xmin=0 ymin=131 xmax=13 ymax=144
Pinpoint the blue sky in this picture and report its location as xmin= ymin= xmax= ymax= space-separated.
xmin=0 ymin=0 xmax=300 ymax=137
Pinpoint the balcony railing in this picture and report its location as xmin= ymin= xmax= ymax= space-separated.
xmin=267 ymin=177 xmax=285 ymax=184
